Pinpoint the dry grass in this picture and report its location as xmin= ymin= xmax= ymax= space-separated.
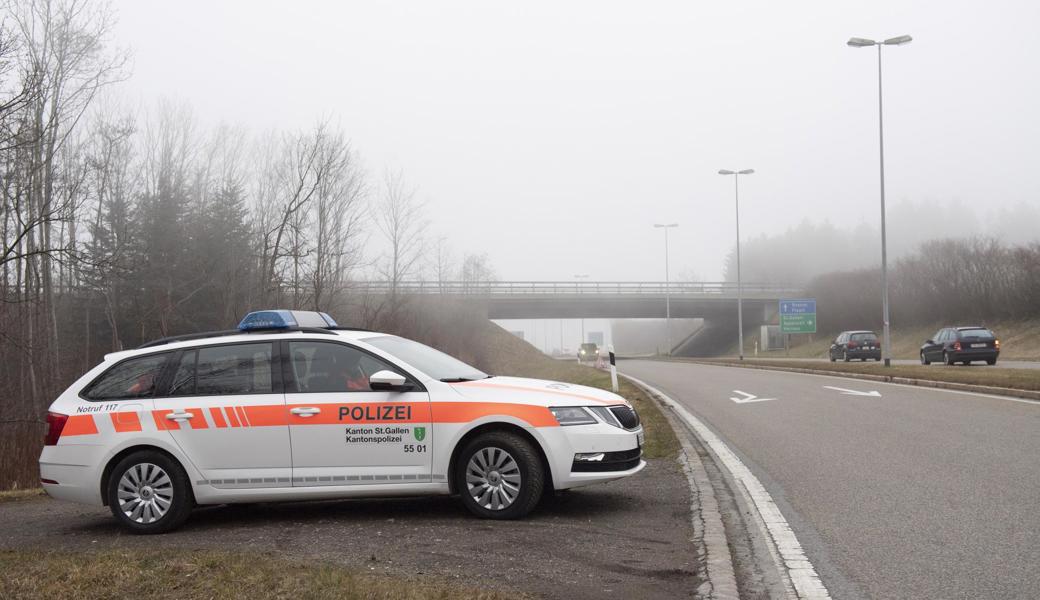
xmin=695 ymin=358 xmax=1040 ymax=392
xmin=482 ymin=325 xmax=680 ymax=460
xmin=0 ymin=488 xmax=44 ymax=503
xmin=0 ymin=549 xmax=525 ymax=600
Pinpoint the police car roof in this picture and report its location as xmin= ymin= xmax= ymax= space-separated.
xmin=111 ymin=327 xmax=380 ymax=362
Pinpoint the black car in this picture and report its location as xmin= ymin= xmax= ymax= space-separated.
xmin=920 ymin=326 xmax=1000 ymax=366
xmin=829 ymin=330 xmax=882 ymax=362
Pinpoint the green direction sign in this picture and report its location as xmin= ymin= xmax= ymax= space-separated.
xmin=779 ymin=299 xmax=817 ymax=334
xmin=780 ymin=314 xmax=817 ymax=334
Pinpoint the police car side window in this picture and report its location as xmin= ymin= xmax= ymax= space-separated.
xmin=169 ymin=343 xmax=274 ymax=396
xmin=289 ymin=341 xmax=396 ymax=393
xmin=84 ymin=353 xmax=168 ymax=401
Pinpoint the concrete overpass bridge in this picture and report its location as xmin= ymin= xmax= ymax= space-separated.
xmin=352 ymin=281 xmax=798 ymax=319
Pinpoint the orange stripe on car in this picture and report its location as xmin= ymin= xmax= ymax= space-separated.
xmin=235 ymin=406 xmax=250 ymax=427
xmin=432 ymin=402 xmax=558 ymax=427
xmin=109 ymin=412 xmax=142 ymax=433
xmin=225 ymin=406 xmax=241 ymax=427
xmin=209 ymin=407 xmax=228 ymax=428
xmin=244 ymin=404 xmax=289 ymax=427
xmin=62 ymin=414 xmax=99 ymax=436
xmin=151 ymin=410 xmax=179 ymax=431
xmin=186 ymin=408 xmax=208 ymax=429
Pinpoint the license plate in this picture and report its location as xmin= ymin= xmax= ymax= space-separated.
xmin=971 ymin=343 xmax=986 ymax=348
xmin=637 ymin=431 xmax=645 ymax=447
xmin=864 ymin=346 xmax=874 ymax=350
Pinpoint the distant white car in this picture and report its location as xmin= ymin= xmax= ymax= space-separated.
xmin=40 ymin=310 xmax=645 ymax=533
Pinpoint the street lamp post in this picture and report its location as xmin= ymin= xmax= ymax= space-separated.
xmin=574 ymin=274 xmax=589 ymax=344
xmin=718 ymin=169 xmax=754 ymax=360
xmin=653 ymin=224 xmax=678 ymax=355
xmin=848 ymin=34 xmax=911 ymax=367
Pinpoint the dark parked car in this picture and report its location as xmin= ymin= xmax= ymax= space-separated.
xmin=920 ymin=326 xmax=1000 ymax=366
xmin=829 ymin=330 xmax=882 ymax=362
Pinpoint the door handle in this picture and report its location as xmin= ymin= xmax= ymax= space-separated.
xmin=166 ymin=411 xmax=194 ymax=420
xmin=290 ymin=407 xmax=321 ymax=417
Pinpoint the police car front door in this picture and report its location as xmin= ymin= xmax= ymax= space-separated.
xmin=283 ymin=340 xmax=432 ymax=486
xmin=153 ymin=341 xmax=292 ymax=488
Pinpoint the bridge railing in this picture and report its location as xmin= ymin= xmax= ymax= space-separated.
xmin=348 ymin=281 xmax=800 ymax=296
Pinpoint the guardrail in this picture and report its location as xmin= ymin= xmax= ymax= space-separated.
xmin=347 ymin=281 xmax=800 ymax=296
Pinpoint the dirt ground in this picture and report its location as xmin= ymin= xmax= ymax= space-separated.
xmin=0 ymin=458 xmax=698 ymax=599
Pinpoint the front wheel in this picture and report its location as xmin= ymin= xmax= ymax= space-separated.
xmin=920 ymin=352 xmax=931 ymax=365
xmin=107 ymin=450 xmax=193 ymax=534
xmin=843 ymin=350 xmax=850 ymax=362
xmin=943 ymin=351 xmax=955 ymax=366
xmin=455 ymin=431 xmax=544 ymax=520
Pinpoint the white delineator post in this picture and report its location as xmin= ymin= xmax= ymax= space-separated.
xmin=609 ymin=345 xmax=619 ymax=393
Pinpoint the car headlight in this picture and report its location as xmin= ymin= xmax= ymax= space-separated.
xmin=549 ymin=406 xmax=597 ymax=426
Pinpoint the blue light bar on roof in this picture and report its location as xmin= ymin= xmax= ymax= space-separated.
xmin=238 ymin=310 xmax=298 ymax=331
xmin=237 ymin=310 xmax=339 ymax=331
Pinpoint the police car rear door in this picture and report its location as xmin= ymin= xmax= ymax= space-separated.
xmin=282 ymin=340 xmax=433 ymax=486
xmin=153 ymin=341 xmax=292 ymax=488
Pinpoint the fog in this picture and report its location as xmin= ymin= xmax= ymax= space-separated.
xmin=110 ymin=0 xmax=1039 ymax=281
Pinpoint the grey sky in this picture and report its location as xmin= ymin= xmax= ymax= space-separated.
xmin=112 ymin=0 xmax=1040 ymax=281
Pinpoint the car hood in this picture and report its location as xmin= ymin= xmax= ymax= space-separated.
xmin=448 ymin=376 xmax=630 ymax=408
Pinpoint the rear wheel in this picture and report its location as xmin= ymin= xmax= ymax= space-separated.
xmin=986 ymin=358 xmax=997 ymax=365
xmin=920 ymin=351 xmax=931 ymax=365
xmin=454 ymin=431 xmax=544 ymax=520
xmin=106 ymin=450 xmax=193 ymax=534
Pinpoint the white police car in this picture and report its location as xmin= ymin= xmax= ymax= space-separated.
xmin=39 ymin=310 xmax=645 ymax=533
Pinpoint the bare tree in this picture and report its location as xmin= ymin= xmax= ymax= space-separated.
xmin=375 ymin=169 xmax=425 ymax=295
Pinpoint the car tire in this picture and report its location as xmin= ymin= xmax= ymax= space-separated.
xmin=455 ymin=431 xmax=544 ymax=520
xmin=943 ymin=351 xmax=955 ymax=366
xmin=107 ymin=450 xmax=194 ymax=534
xmin=986 ymin=358 xmax=997 ymax=366
xmin=920 ymin=352 xmax=930 ymax=365
xmin=843 ymin=350 xmax=850 ymax=362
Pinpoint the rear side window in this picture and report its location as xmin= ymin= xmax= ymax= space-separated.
xmin=851 ymin=333 xmax=877 ymax=342
xmin=170 ymin=343 xmax=274 ymax=396
xmin=83 ymin=354 xmax=169 ymax=401
xmin=958 ymin=328 xmax=994 ymax=339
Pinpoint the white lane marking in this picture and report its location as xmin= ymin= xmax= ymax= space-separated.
xmin=623 ymin=373 xmax=832 ymax=600
xmin=730 ymin=390 xmax=777 ymax=404
xmin=822 ymin=385 xmax=881 ymax=397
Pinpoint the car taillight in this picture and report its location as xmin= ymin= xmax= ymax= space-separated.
xmin=953 ymin=341 xmax=962 ymax=351
xmin=847 ymin=341 xmax=858 ymax=348
xmin=44 ymin=412 xmax=68 ymax=446
xmin=995 ymin=339 xmax=1000 ymax=350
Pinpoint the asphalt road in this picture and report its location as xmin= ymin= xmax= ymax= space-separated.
xmin=0 ymin=458 xmax=697 ymax=599
xmin=620 ymin=359 xmax=1040 ymax=600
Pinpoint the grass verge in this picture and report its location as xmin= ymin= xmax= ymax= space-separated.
xmin=0 ymin=549 xmax=523 ymax=600
xmin=693 ymin=358 xmax=1040 ymax=392
xmin=0 ymin=488 xmax=44 ymax=503
xmin=482 ymin=325 xmax=680 ymax=460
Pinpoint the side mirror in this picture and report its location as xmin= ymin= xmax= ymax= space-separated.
xmin=925 ymin=339 xmax=934 ymax=345
xmin=369 ymin=370 xmax=410 ymax=392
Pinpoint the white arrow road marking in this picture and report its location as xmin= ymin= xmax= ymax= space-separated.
xmin=823 ymin=385 xmax=882 ymax=397
xmin=730 ymin=390 xmax=776 ymax=403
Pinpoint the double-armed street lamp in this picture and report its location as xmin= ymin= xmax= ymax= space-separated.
xmin=847 ymin=34 xmax=912 ymax=367
xmin=653 ymin=224 xmax=679 ymax=355
xmin=718 ymin=169 xmax=753 ymax=360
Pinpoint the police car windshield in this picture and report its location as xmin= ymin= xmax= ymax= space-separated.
xmin=365 ymin=336 xmax=488 ymax=382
